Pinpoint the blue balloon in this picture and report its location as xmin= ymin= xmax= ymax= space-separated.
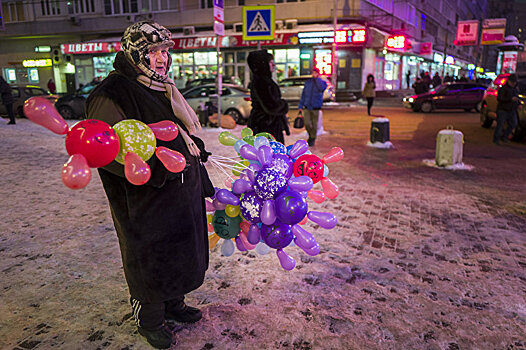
xmin=234 ymin=139 xmax=248 ymax=154
xmin=254 ymin=136 xmax=270 ymax=149
xmin=270 ymin=141 xmax=287 ymax=155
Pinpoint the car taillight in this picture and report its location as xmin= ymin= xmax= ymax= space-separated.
xmin=243 ymin=97 xmax=251 ymax=101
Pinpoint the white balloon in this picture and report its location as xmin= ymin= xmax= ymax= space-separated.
xmin=255 ymin=242 xmax=270 ymax=255
xmin=221 ymin=239 xmax=235 ymax=256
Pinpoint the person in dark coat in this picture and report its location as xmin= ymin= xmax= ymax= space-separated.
xmin=47 ymin=78 xmax=56 ymax=94
xmin=86 ymin=21 xmax=209 ymax=349
xmin=247 ymin=49 xmax=290 ymax=143
xmin=432 ymin=72 xmax=442 ymax=88
xmin=0 ymin=76 xmax=16 ymax=124
xmin=412 ymin=77 xmax=427 ymax=95
xmin=493 ymin=73 xmax=519 ymax=145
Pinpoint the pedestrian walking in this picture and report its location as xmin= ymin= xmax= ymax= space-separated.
xmin=247 ymin=49 xmax=290 ymax=143
xmin=47 ymin=78 xmax=56 ymax=94
xmin=444 ymin=73 xmax=452 ymax=83
xmin=0 ymin=75 xmax=16 ymax=125
xmin=85 ymin=21 xmax=209 ymax=349
xmin=298 ymin=67 xmax=327 ymax=147
xmin=422 ymin=72 xmax=431 ymax=92
xmin=493 ymin=73 xmax=519 ymax=145
xmin=362 ymin=74 xmax=376 ymax=116
xmin=406 ymin=71 xmax=411 ymax=89
xmin=412 ymin=78 xmax=426 ymax=95
xmin=432 ymin=72 xmax=442 ymax=88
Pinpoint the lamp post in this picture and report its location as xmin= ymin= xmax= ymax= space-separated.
xmin=332 ymin=0 xmax=338 ymax=92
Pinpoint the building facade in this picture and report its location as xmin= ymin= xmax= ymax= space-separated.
xmin=0 ymin=0 xmax=489 ymax=95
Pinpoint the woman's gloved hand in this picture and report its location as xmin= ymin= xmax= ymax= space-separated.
xmin=190 ymin=135 xmax=212 ymax=163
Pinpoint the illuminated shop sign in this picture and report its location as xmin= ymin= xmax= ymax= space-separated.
xmin=314 ymin=51 xmax=332 ymax=75
xmin=334 ymin=29 xmax=367 ymax=44
xmin=297 ymin=29 xmax=366 ymax=45
xmin=173 ymin=33 xmax=297 ymax=49
xmin=386 ymin=35 xmax=406 ymax=49
xmin=22 ymin=59 xmax=53 ymax=67
xmin=61 ymin=42 xmax=122 ymax=54
xmin=444 ymin=55 xmax=455 ymax=64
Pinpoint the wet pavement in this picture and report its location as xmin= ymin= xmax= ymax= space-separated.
xmin=0 ymin=105 xmax=525 ymax=350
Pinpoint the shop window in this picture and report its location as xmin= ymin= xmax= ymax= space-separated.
xmin=236 ymin=51 xmax=246 ymax=63
xmin=4 ymin=68 xmax=17 ymax=83
xmin=195 ymin=52 xmax=209 ymax=65
xmin=172 ymin=53 xmax=183 ymax=65
xmin=28 ymin=69 xmax=39 ymax=83
xmin=274 ymin=49 xmax=287 ymax=63
xmin=183 ymin=53 xmax=194 ymax=65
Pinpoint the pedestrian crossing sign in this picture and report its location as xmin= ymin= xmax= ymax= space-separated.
xmin=242 ymin=6 xmax=275 ymax=41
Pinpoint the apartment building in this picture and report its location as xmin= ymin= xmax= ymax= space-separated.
xmin=0 ymin=0 xmax=487 ymax=94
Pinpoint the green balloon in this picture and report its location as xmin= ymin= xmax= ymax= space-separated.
xmin=113 ymin=119 xmax=156 ymax=164
xmin=241 ymin=127 xmax=253 ymax=138
xmin=242 ymin=135 xmax=255 ymax=146
xmin=255 ymin=132 xmax=276 ymax=141
xmin=218 ymin=131 xmax=238 ymax=146
xmin=212 ymin=210 xmax=242 ymax=239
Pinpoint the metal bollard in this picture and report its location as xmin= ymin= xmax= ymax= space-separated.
xmin=435 ymin=125 xmax=463 ymax=167
xmin=370 ymin=117 xmax=390 ymax=143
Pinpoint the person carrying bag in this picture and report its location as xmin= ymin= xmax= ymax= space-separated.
xmin=293 ymin=109 xmax=304 ymax=129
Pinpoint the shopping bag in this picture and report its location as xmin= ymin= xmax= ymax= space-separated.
xmin=293 ymin=111 xmax=304 ymax=129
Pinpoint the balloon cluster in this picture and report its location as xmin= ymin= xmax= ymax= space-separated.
xmin=23 ymin=97 xmax=187 ymax=189
xmin=206 ymin=127 xmax=344 ymax=270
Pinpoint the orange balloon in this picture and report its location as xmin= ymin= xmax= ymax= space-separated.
xmin=307 ymin=190 xmax=326 ymax=204
xmin=61 ymin=154 xmax=91 ymax=190
xmin=208 ymin=234 xmax=220 ymax=249
xmin=322 ymin=147 xmax=344 ymax=164
xmin=321 ymin=177 xmax=339 ymax=199
xmin=148 ymin=120 xmax=179 ymax=141
xmin=298 ymin=215 xmax=308 ymax=225
xmin=24 ymin=97 xmax=69 ymax=135
xmin=155 ymin=146 xmax=186 ymax=173
xmin=124 ymin=152 xmax=151 ymax=185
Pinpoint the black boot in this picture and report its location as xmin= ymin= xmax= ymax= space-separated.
xmin=137 ymin=323 xmax=176 ymax=349
xmin=165 ymin=302 xmax=202 ymax=323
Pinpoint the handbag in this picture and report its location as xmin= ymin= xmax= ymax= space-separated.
xmin=293 ymin=111 xmax=304 ymax=129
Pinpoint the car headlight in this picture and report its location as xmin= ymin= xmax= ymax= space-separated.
xmin=408 ymin=97 xmax=414 ymax=103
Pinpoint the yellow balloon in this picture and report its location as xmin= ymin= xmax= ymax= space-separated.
xmin=232 ymin=160 xmax=250 ymax=176
xmin=208 ymin=233 xmax=220 ymax=249
xmin=206 ymin=214 xmax=213 ymax=225
xmin=225 ymin=204 xmax=240 ymax=217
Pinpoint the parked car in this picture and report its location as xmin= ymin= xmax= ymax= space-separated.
xmin=55 ymin=80 xmax=100 ymax=119
xmin=0 ymin=85 xmax=57 ymax=117
xmin=402 ymin=82 xmax=487 ymax=113
xmin=278 ymin=75 xmax=336 ymax=103
xmin=182 ymin=83 xmax=252 ymax=124
xmin=479 ymin=73 xmax=526 ymax=140
xmin=180 ymin=76 xmax=243 ymax=93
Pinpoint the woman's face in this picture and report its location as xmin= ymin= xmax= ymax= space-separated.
xmin=148 ymin=45 xmax=170 ymax=75
xmin=269 ymin=59 xmax=276 ymax=73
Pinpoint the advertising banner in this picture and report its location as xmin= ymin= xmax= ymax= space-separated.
xmin=455 ymin=20 xmax=479 ymax=46
xmin=420 ymin=42 xmax=433 ymax=55
xmin=480 ymin=18 xmax=506 ymax=45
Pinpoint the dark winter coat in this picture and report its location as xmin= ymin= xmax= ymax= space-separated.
xmin=247 ymin=50 xmax=290 ymax=143
xmin=85 ymin=51 xmax=208 ymax=303
xmin=497 ymin=82 xmax=519 ymax=112
xmin=0 ymin=76 xmax=14 ymax=105
xmin=298 ymin=77 xmax=327 ymax=110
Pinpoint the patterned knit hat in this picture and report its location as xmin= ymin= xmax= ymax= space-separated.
xmin=121 ymin=21 xmax=175 ymax=82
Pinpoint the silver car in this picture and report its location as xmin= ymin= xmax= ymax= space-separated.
xmin=0 ymin=85 xmax=57 ymax=117
xmin=182 ymin=84 xmax=252 ymax=124
xmin=279 ymin=75 xmax=335 ymax=103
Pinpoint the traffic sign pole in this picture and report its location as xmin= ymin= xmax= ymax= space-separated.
xmin=214 ymin=0 xmax=224 ymax=127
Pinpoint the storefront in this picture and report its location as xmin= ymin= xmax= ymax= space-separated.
xmin=3 ymin=58 xmax=54 ymax=88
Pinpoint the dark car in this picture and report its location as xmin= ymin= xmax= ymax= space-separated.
xmin=0 ymin=85 xmax=57 ymax=118
xmin=55 ymin=81 xmax=100 ymax=119
xmin=403 ymin=82 xmax=487 ymax=113
xmin=479 ymin=73 xmax=526 ymax=140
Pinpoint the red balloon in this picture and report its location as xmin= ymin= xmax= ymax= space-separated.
xmin=307 ymin=190 xmax=326 ymax=204
xmin=61 ymin=154 xmax=91 ymax=190
xmin=293 ymin=154 xmax=324 ymax=184
xmin=124 ymin=152 xmax=151 ymax=185
xmin=321 ymin=177 xmax=339 ymax=199
xmin=65 ymin=119 xmax=120 ymax=168
xmin=148 ymin=120 xmax=179 ymax=141
xmin=322 ymin=147 xmax=344 ymax=164
xmin=155 ymin=146 xmax=186 ymax=173
xmin=24 ymin=97 xmax=69 ymax=135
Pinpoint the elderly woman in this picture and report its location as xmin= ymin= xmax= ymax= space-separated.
xmin=86 ymin=21 xmax=209 ymax=349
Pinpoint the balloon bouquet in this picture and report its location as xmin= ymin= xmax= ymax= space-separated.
xmin=23 ymin=97 xmax=187 ymax=189
xmin=205 ymin=127 xmax=344 ymax=271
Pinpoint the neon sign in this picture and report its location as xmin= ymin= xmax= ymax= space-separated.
xmin=386 ymin=35 xmax=406 ymax=49
xmin=22 ymin=59 xmax=53 ymax=67
xmin=334 ymin=29 xmax=367 ymax=44
xmin=314 ymin=51 xmax=332 ymax=75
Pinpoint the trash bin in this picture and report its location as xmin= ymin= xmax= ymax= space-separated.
xmin=370 ymin=117 xmax=390 ymax=143
xmin=435 ymin=125 xmax=463 ymax=167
